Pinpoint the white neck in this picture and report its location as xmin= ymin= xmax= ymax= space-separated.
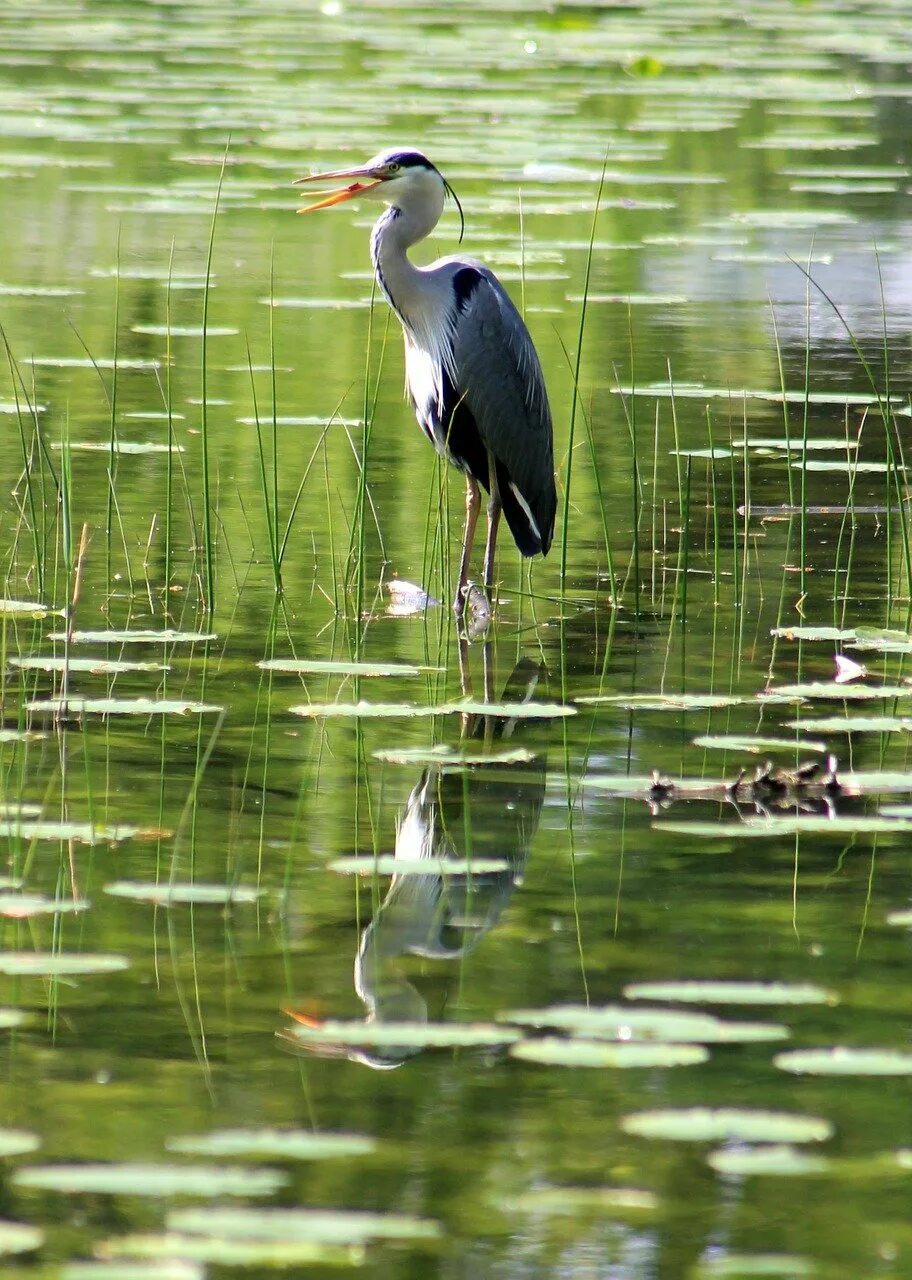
xmin=369 ymin=183 xmax=445 ymax=334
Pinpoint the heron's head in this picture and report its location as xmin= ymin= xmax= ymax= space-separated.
xmin=294 ymin=147 xmax=464 ymax=240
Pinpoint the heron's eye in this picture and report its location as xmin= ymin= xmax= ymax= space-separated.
xmin=387 ymin=162 xmax=401 ymax=174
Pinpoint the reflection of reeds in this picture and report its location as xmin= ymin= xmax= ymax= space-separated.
xmin=199 ymin=143 xmax=230 ymax=616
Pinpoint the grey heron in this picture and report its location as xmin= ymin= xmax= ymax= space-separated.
xmin=295 ymin=148 xmax=557 ymax=616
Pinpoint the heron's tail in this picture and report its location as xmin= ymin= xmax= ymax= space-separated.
xmin=496 ymin=459 xmax=556 ymax=557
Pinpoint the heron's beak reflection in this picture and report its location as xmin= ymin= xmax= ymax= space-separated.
xmin=293 ymin=167 xmax=383 ymax=214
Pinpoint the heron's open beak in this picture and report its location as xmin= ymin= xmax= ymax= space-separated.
xmin=293 ymin=166 xmax=383 ymax=214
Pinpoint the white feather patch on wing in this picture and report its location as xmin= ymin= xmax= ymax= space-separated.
xmin=508 ymin=482 xmax=542 ymax=544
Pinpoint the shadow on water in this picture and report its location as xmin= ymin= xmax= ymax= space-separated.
xmin=282 ymin=651 xmax=549 ymax=1068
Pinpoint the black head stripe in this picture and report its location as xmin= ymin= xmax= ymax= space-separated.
xmin=385 ymin=150 xmax=434 ymax=170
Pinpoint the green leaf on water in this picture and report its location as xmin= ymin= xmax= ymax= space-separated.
xmin=786 ymin=715 xmax=912 ymax=733
xmin=576 ymin=694 xmax=743 ymax=710
xmin=0 ymin=893 xmax=88 ymax=917
xmin=9 ymin=656 xmax=167 ymax=674
xmin=692 ymin=1253 xmax=817 ymax=1278
xmin=373 ymin=745 xmax=535 ymax=766
xmin=771 ymin=625 xmax=857 ymax=641
xmin=503 ymin=1005 xmax=787 ymax=1044
xmin=104 ymin=882 xmax=262 ymax=906
xmin=624 ymin=981 xmax=835 ymax=1006
xmin=692 ymin=734 xmax=827 ymax=753
xmin=505 ymin=1185 xmax=657 ymax=1215
xmin=774 ymin=1047 xmax=912 ymax=1076
xmin=98 ymin=1235 xmax=357 ymax=1266
xmin=13 ymin=1162 xmax=286 ymax=1196
xmin=0 ymin=599 xmax=53 ymax=616
xmin=509 ymin=1038 xmax=708 ymax=1068
xmin=0 ymin=1220 xmax=43 ymax=1254
xmin=51 ymin=441 xmax=185 ymax=455
xmin=0 ymin=820 xmax=138 ymax=842
xmin=258 ymin=658 xmax=428 ymax=676
xmin=0 ymin=1130 xmax=39 ymax=1157
xmin=0 ymin=953 xmax=129 ymax=976
xmin=63 ymin=1263 xmax=205 ymax=1280
xmin=764 ymin=682 xmax=912 ymax=701
xmin=167 ymin=1205 xmax=440 ymax=1243
xmin=620 ymin=1107 xmax=832 ymax=1143
xmin=654 ymin=815 xmax=912 ymax=837
xmin=48 ymin=630 xmax=217 ymax=644
xmin=289 ymin=1021 xmax=519 ymax=1050
xmin=707 ymin=1145 xmax=831 ymax=1177
xmin=790 ymin=460 xmax=890 ymax=473
xmin=27 ymin=697 xmax=223 ymax=716
xmin=0 ymin=1009 xmax=28 ymax=1029
xmin=886 ymin=907 xmax=912 ymax=925
xmin=165 ymin=1130 xmax=375 ymax=1160
xmin=291 ymin=699 xmax=574 ymax=720
xmin=328 ymin=856 xmax=511 ymax=877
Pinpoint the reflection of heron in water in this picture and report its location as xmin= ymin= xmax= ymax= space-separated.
xmin=285 ymin=654 xmax=549 ymax=1069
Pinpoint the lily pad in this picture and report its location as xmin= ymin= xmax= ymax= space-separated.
xmin=693 ymin=1254 xmax=816 ymax=1277
xmin=707 ymin=1145 xmax=831 ymax=1177
xmin=373 ymin=745 xmax=534 ymax=766
xmin=624 ymin=981 xmax=835 ymax=1006
xmin=0 ymin=1130 xmax=39 ymax=1157
xmin=692 ymin=734 xmax=827 ymax=754
xmin=509 ymin=1039 xmax=708 ymax=1068
xmin=771 ymin=626 xmax=857 ymax=641
xmin=504 ymin=1005 xmax=786 ymax=1044
xmin=0 ymin=893 xmax=88 ymax=917
xmin=259 ymin=659 xmax=427 ymax=677
xmin=27 ymin=698 xmax=222 ymax=716
xmin=653 ymin=815 xmax=912 ymax=837
xmin=0 ymin=953 xmax=129 ymax=976
xmin=291 ymin=699 xmax=574 ymax=720
xmin=166 ymin=1205 xmax=440 ymax=1243
xmin=0 ymin=1220 xmax=43 ymax=1254
xmin=63 ymin=1264 xmax=205 ymax=1280
xmin=99 ymin=1236 xmax=355 ymax=1266
xmin=9 ymin=657 xmax=166 ymax=674
xmin=48 ymin=630 xmax=217 ymax=645
xmin=328 ymin=857 xmax=511 ymax=876
xmin=504 ymin=1186 xmax=657 ymax=1215
xmin=774 ymin=1047 xmax=912 ymax=1075
xmin=166 ymin=1130 xmax=375 ymax=1160
xmin=289 ymin=1021 xmax=519 ymax=1050
xmin=0 ymin=820 xmax=137 ymax=843
xmin=763 ymin=683 xmax=911 ymax=701
xmin=576 ymin=694 xmax=743 ymax=710
xmin=13 ymin=1162 xmax=286 ymax=1196
xmin=104 ymin=882 xmax=262 ymax=906
xmin=0 ymin=599 xmax=52 ymax=615
xmin=785 ymin=716 xmax=912 ymax=733
xmin=620 ymin=1108 xmax=832 ymax=1143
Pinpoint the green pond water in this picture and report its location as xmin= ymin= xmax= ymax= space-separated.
xmin=2 ymin=0 xmax=912 ymax=1275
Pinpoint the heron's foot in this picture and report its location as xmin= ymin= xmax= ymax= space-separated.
xmin=454 ymin=581 xmax=492 ymax=637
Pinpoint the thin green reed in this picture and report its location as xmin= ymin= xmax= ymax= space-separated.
xmin=164 ymin=242 xmax=175 ymax=603
xmin=246 ymin=340 xmax=281 ymax=591
xmin=105 ymin=228 xmax=121 ymax=585
xmin=706 ymin=409 xmax=720 ymax=609
xmin=769 ymin=302 xmax=795 ymax=509
xmin=559 ymin=156 xmax=608 ymax=603
xmin=2 ymin=330 xmax=48 ymax=597
xmin=199 ymin=142 xmax=231 ymax=617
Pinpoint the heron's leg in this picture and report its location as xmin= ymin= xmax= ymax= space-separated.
xmin=483 ymin=450 xmax=502 ymax=600
xmin=454 ymin=476 xmax=481 ymax=615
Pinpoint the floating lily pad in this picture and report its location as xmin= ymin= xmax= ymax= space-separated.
xmin=259 ymin=658 xmax=426 ymax=676
xmin=771 ymin=626 xmax=857 ymax=641
xmin=786 ymin=716 xmax=912 ymax=734
xmin=0 ymin=1009 xmax=28 ymax=1029
xmin=328 ymin=856 xmax=511 ymax=876
xmin=509 ymin=1038 xmax=707 ymax=1068
xmin=290 ymin=1021 xmax=519 ymax=1049
xmin=0 ymin=893 xmax=88 ymax=917
xmin=763 ymin=682 xmax=911 ymax=701
xmin=653 ymin=815 xmax=912 ymax=837
xmin=693 ymin=1254 xmax=816 ymax=1277
xmin=0 ymin=820 xmax=137 ymax=843
xmin=0 ymin=1220 xmax=43 ymax=1254
xmin=167 ymin=1205 xmax=440 ymax=1243
xmin=9 ymin=657 xmax=166 ymax=674
xmin=505 ymin=1186 xmax=657 ymax=1215
xmin=291 ymin=699 xmax=573 ymax=720
xmin=0 ymin=953 xmax=129 ymax=976
xmin=166 ymin=1130 xmax=375 ymax=1160
xmin=610 ymin=384 xmax=891 ymax=405
xmin=131 ymin=325 xmax=238 ymax=337
xmin=623 ymin=981 xmax=835 ymax=1006
xmin=0 ymin=599 xmax=52 ymax=615
xmin=620 ymin=1108 xmax=832 ymax=1143
xmin=886 ymin=907 xmax=912 ymax=925
xmin=104 ymin=882 xmax=262 ymax=906
xmin=48 ymin=630 xmax=217 ymax=645
xmin=504 ymin=1005 xmax=786 ymax=1044
xmin=52 ymin=441 xmax=185 ymax=455
xmin=373 ymin=745 xmax=534 ymax=766
xmin=27 ymin=698 xmax=222 ymax=716
xmin=774 ymin=1047 xmax=912 ymax=1076
xmin=692 ymin=734 xmax=827 ymax=754
xmin=791 ymin=460 xmax=890 ymax=473
xmin=63 ymin=1263 xmax=204 ymax=1280
xmin=576 ymin=694 xmax=743 ymax=710
xmin=13 ymin=1162 xmax=286 ymax=1196
xmin=99 ymin=1236 xmax=355 ymax=1266
xmin=0 ymin=1130 xmax=39 ymax=1157
xmin=707 ymin=1145 xmax=831 ymax=1177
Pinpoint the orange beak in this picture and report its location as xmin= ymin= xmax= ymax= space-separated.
xmin=293 ymin=165 xmax=384 ymax=214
